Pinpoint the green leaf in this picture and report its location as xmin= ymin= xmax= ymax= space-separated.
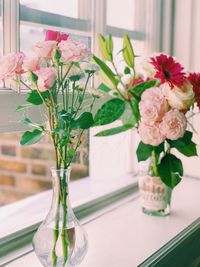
xmin=124 ymin=66 xmax=131 ymax=74
xmin=158 ymin=154 xmax=183 ymax=189
xmin=93 ymin=55 xmax=118 ymax=87
xmin=136 ymin=142 xmax=164 ymax=162
xmin=20 ymin=129 xmax=44 ymax=146
xmin=123 ymin=35 xmax=135 ymax=68
xmin=130 ymin=98 xmax=140 ymax=123
xmin=16 ymin=103 xmax=33 ymax=111
xmin=168 ymin=131 xmax=197 ymax=157
xmin=128 ymin=79 xmax=159 ymax=99
xmin=98 ymin=34 xmax=112 ymax=61
xmin=26 ymin=90 xmax=50 ymax=105
xmin=21 ymin=117 xmax=42 ymax=129
xmin=94 ymin=98 xmax=125 ymax=126
xmin=95 ymin=124 xmax=133 ymax=136
xmin=98 ymin=83 xmax=111 ymax=93
xmin=73 ymin=112 xmax=94 ymax=129
xmin=30 ymin=72 xmax=38 ymax=84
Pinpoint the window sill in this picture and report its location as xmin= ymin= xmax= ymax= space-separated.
xmin=0 ymin=174 xmax=138 ymax=264
xmin=3 ymin=177 xmax=200 ymax=267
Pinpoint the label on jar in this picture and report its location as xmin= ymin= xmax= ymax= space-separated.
xmin=139 ymin=175 xmax=171 ymax=211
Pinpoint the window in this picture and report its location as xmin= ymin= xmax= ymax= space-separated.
xmin=0 ymin=0 xmax=162 ymax=263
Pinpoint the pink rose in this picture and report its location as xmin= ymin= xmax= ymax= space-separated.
xmin=45 ymin=30 xmax=69 ymax=43
xmin=138 ymin=122 xmax=165 ymax=146
xmin=0 ymin=52 xmax=25 ymax=81
xmin=23 ymin=56 xmax=41 ymax=72
xmin=139 ymin=87 xmax=168 ymax=125
xmin=58 ymin=39 xmax=89 ymax=63
xmin=32 ymin=41 xmax=56 ymax=58
xmin=160 ymin=110 xmax=187 ymax=140
xmin=37 ymin=67 xmax=57 ymax=92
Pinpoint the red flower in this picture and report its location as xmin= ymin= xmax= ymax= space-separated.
xmin=188 ymin=73 xmax=200 ymax=108
xmin=150 ymin=54 xmax=185 ymax=89
xmin=45 ymin=30 xmax=69 ymax=43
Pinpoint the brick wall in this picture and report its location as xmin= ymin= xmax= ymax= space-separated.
xmin=0 ymin=132 xmax=89 ymax=206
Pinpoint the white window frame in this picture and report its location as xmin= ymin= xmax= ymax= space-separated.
xmin=0 ymin=0 xmax=165 ymax=264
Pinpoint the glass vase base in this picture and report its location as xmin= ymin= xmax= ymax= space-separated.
xmin=141 ymin=205 xmax=170 ymax=217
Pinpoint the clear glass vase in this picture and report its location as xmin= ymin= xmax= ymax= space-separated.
xmin=138 ymin=159 xmax=172 ymax=216
xmin=32 ymin=168 xmax=88 ymax=267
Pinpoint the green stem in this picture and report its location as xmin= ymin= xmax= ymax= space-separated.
xmin=151 ymin=150 xmax=158 ymax=177
xmin=61 ymin=169 xmax=69 ymax=267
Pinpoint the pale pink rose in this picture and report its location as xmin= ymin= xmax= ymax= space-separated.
xmin=138 ymin=122 xmax=165 ymax=146
xmin=22 ymin=56 xmax=41 ymax=72
xmin=58 ymin=39 xmax=89 ymax=63
xmin=0 ymin=52 xmax=25 ymax=80
xmin=160 ymin=110 xmax=187 ymax=140
xmin=32 ymin=41 xmax=56 ymax=58
xmin=139 ymin=87 xmax=168 ymax=124
xmin=36 ymin=67 xmax=57 ymax=92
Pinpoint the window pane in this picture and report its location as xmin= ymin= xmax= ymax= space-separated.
xmin=0 ymin=132 xmax=89 ymax=206
xmin=20 ymin=0 xmax=79 ymax=18
xmin=107 ymin=0 xmax=136 ymax=30
xmin=19 ymin=0 xmax=92 ymax=54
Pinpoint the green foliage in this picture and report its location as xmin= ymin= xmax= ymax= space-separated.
xmin=136 ymin=141 xmax=164 ymax=162
xmin=94 ymin=98 xmax=125 ymax=126
xmin=20 ymin=129 xmax=44 ymax=146
xmin=167 ymin=131 xmax=197 ymax=157
xmin=26 ymin=90 xmax=50 ymax=105
xmin=128 ymin=79 xmax=159 ymax=99
xmin=73 ymin=112 xmax=94 ymax=129
xmin=16 ymin=103 xmax=33 ymax=111
xmin=93 ymin=55 xmax=118 ymax=87
xmin=123 ymin=35 xmax=135 ymax=68
xmin=98 ymin=83 xmax=111 ymax=93
xmin=95 ymin=124 xmax=133 ymax=136
xmin=158 ymin=154 xmax=183 ymax=189
xmin=130 ymin=98 xmax=140 ymax=123
xmin=124 ymin=66 xmax=131 ymax=74
xmin=30 ymin=72 xmax=38 ymax=85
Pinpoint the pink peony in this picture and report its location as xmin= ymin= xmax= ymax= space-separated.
xmin=36 ymin=67 xmax=57 ymax=92
xmin=139 ymin=87 xmax=168 ymax=125
xmin=45 ymin=30 xmax=69 ymax=43
xmin=32 ymin=41 xmax=56 ymax=58
xmin=0 ymin=52 xmax=25 ymax=81
xmin=138 ymin=122 xmax=165 ymax=146
xmin=160 ymin=110 xmax=187 ymax=140
xmin=23 ymin=56 xmax=41 ymax=72
xmin=58 ymin=39 xmax=89 ymax=63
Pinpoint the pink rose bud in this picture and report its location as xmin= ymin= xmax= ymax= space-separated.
xmin=37 ymin=67 xmax=57 ymax=92
xmin=160 ymin=110 xmax=187 ymax=140
xmin=32 ymin=41 xmax=56 ymax=58
xmin=22 ymin=56 xmax=41 ymax=72
xmin=138 ymin=122 xmax=165 ymax=146
xmin=45 ymin=30 xmax=69 ymax=43
xmin=139 ymin=87 xmax=168 ymax=125
xmin=0 ymin=52 xmax=25 ymax=81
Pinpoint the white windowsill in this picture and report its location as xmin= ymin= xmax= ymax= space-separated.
xmin=4 ymin=177 xmax=200 ymax=267
xmin=0 ymin=174 xmax=136 ymax=240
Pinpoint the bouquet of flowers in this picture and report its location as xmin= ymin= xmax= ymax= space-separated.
xmin=93 ymin=34 xmax=199 ymax=215
xmin=0 ymin=30 xmax=102 ymax=266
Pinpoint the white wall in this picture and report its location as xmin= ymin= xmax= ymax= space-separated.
xmin=173 ymin=0 xmax=200 ymax=177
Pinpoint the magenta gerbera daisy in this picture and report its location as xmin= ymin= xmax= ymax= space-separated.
xmin=150 ymin=54 xmax=186 ymax=89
